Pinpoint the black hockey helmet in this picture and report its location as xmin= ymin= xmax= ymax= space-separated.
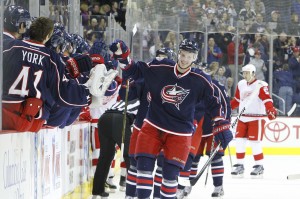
xmin=179 ymin=39 xmax=199 ymax=53
xmin=156 ymin=47 xmax=176 ymax=60
xmin=45 ymin=29 xmax=65 ymax=53
xmin=4 ymin=5 xmax=31 ymax=32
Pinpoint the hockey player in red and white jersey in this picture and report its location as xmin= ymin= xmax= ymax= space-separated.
xmin=230 ymin=64 xmax=277 ymax=178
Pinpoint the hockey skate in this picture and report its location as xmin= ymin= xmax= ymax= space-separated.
xmin=119 ymin=176 xmax=126 ymax=192
xmin=211 ymin=185 xmax=224 ymax=198
xmin=105 ymin=176 xmax=117 ymax=193
xmin=175 ymin=188 xmax=185 ymax=199
xmin=88 ymin=192 xmax=109 ymax=199
xmin=250 ymin=165 xmax=264 ymax=178
xmin=231 ymin=164 xmax=245 ymax=178
xmin=184 ymin=186 xmax=192 ymax=197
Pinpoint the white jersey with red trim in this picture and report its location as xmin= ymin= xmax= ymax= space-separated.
xmin=234 ymin=79 xmax=273 ymax=122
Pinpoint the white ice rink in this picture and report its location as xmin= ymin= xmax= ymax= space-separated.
xmin=106 ymin=155 xmax=300 ymax=199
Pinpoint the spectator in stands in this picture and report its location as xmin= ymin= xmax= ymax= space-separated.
xmin=239 ymin=0 xmax=256 ymax=29
xmin=89 ymin=3 xmax=101 ymax=16
xmin=226 ymin=77 xmax=234 ymax=98
xmin=86 ymin=30 xmax=98 ymax=46
xmin=274 ymin=64 xmax=294 ymax=114
xmin=250 ymin=13 xmax=267 ymax=34
xmin=252 ymin=0 xmax=265 ymax=16
xmin=214 ymin=66 xmax=227 ymax=86
xmin=223 ymin=0 xmax=237 ymax=19
xmin=288 ymin=13 xmax=300 ymax=36
xmin=80 ymin=2 xmax=90 ymax=27
xmin=214 ymin=31 xmax=233 ymax=65
xmin=269 ymin=10 xmax=285 ymax=34
xmin=85 ymin=18 xmax=100 ymax=39
xmin=98 ymin=16 xmax=107 ymax=39
xmin=206 ymin=37 xmax=223 ymax=65
xmin=249 ymin=50 xmax=267 ymax=81
xmin=288 ymin=46 xmax=300 ymax=82
xmin=270 ymin=0 xmax=292 ymax=31
xmin=227 ymin=36 xmax=245 ymax=79
xmin=273 ymin=32 xmax=289 ymax=63
xmin=292 ymin=0 xmax=300 ymax=20
xmin=99 ymin=3 xmax=111 ymax=16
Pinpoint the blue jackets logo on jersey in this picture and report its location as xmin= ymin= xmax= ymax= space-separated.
xmin=161 ymin=84 xmax=190 ymax=110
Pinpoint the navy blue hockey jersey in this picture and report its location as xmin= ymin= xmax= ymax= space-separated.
xmin=121 ymin=58 xmax=223 ymax=136
xmin=2 ymin=36 xmax=90 ymax=120
xmin=202 ymin=79 xmax=231 ymax=136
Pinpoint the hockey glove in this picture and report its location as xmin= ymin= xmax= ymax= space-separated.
xmin=265 ymin=101 xmax=277 ymax=120
xmin=66 ymin=55 xmax=92 ymax=78
xmin=73 ymin=54 xmax=93 ymax=73
xmin=267 ymin=107 xmax=277 ymax=120
xmin=213 ymin=120 xmax=233 ymax=149
xmin=109 ymin=39 xmax=131 ymax=69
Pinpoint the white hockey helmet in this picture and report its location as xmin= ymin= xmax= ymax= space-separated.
xmin=242 ymin=64 xmax=256 ymax=73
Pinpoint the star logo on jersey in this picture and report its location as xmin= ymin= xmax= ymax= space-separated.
xmin=161 ymin=84 xmax=190 ymax=110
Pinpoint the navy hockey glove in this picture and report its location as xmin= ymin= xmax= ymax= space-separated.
xmin=109 ymin=39 xmax=131 ymax=68
xmin=89 ymin=39 xmax=110 ymax=63
xmin=213 ymin=120 xmax=233 ymax=149
xmin=73 ymin=54 xmax=93 ymax=73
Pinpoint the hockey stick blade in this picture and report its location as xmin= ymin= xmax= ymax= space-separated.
xmin=287 ymin=103 xmax=297 ymax=116
xmin=177 ymin=143 xmax=221 ymax=187
xmin=287 ymin=174 xmax=300 ymax=180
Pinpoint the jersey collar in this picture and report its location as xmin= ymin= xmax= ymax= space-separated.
xmin=174 ymin=63 xmax=191 ymax=78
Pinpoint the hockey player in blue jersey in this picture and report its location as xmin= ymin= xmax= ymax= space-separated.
xmin=176 ymin=62 xmax=232 ymax=199
xmin=123 ymin=48 xmax=176 ymax=199
xmin=110 ymin=38 xmax=233 ymax=199
xmin=3 ymin=5 xmax=31 ymax=41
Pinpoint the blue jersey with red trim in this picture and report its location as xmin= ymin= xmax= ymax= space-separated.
xmin=121 ymin=58 xmax=223 ymax=136
xmin=2 ymin=37 xmax=90 ymax=120
xmin=203 ymin=79 xmax=231 ymax=136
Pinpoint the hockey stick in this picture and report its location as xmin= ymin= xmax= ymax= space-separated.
xmin=120 ymin=79 xmax=130 ymax=162
xmin=287 ymin=174 xmax=300 ymax=180
xmin=178 ymin=142 xmax=222 ymax=187
xmin=204 ymin=138 xmax=215 ymax=186
xmin=287 ymin=103 xmax=297 ymax=116
xmin=129 ymin=24 xmax=138 ymax=52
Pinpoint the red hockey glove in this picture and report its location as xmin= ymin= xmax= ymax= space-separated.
xmin=267 ymin=107 xmax=277 ymax=120
xmin=66 ymin=55 xmax=93 ymax=78
xmin=66 ymin=58 xmax=80 ymax=78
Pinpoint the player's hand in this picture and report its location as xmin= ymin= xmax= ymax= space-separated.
xmin=109 ymin=39 xmax=129 ymax=58
xmin=267 ymin=107 xmax=277 ymax=120
xmin=66 ymin=55 xmax=92 ymax=78
xmin=109 ymin=40 xmax=131 ymax=69
xmin=213 ymin=120 xmax=233 ymax=149
xmin=66 ymin=57 xmax=80 ymax=78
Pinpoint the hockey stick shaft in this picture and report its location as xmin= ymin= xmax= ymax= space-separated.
xmin=178 ymin=142 xmax=221 ymax=187
xmin=204 ymin=138 xmax=215 ymax=186
xmin=287 ymin=103 xmax=297 ymax=116
xmin=120 ymin=79 xmax=130 ymax=162
xmin=287 ymin=174 xmax=300 ymax=180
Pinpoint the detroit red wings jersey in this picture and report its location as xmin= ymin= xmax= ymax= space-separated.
xmin=233 ymin=79 xmax=273 ymax=122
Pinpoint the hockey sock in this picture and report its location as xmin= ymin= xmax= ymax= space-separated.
xmin=136 ymin=156 xmax=155 ymax=199
xmin=161 ymin=162 xmax=180 ymax=199
xmin=235 ymin=138 xmax=247 ymax=164
xmin=250 ymin=140 xmax=264 ymax=165
xmin=178 ymin=154 xmax=193 ymax=190
xmin=211 ymin=155 xmax=224 ymax=187
xmin=126 ymin=157 xmax=137 ymax=197
xmin=153 ymin=154 xmax=164 ymax=198
xmin=190 ymin=155 xmax=201 ymax=179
